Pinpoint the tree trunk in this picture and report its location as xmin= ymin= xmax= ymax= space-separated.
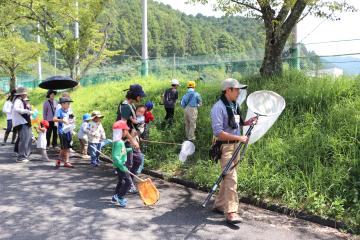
xmin=69 ymin=66 xmax=75 ymax=80
xmin=258 ymin=0 xmax=307 ymax=77
xmin=9 ymin=69 xmax=16 ymax=91
xmin=260 ymin=30 xmax=287 ymax=77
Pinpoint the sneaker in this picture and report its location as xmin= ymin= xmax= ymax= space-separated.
xmin=16 ymin=159 xmax=29 ymax=163
xmin=81 ymin=155 xmax=91 ymax=159
xmin=128 ymin=186 xmax=138 ymax=194
xmin=55 ymin=160 xmax=61 ymax=168
xmin=117 ymin=197 xmax=128 ymax=208
xmin=112 ymin=194 xmax=119 ymax=203
xmin=70 ymin=148 xmax=75 ymax=153
xmin=64 ymin=162 xmax=74 ymax=168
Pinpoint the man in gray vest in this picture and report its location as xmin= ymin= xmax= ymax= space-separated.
xmin=210 ymin=78 xmax=256 ymax=224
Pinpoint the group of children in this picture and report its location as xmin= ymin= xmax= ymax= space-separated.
xmin=75 ymin=101 xmax=155 ymax=207
xmin=5 ymin=84 xmax=160 ymax=208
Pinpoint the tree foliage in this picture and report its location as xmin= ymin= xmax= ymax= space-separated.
xmin=0 ymin=34 xmax=46 ymax=90
xmin=188 ymin=0 xmax=356 ymax=76
xmin=3 ymin=0 xmax=122 ymax=80
xmin=107 ymin=0 xmax=265 ymax=60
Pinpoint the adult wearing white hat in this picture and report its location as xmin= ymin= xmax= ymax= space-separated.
xmin=12 ymin=87 xmax=33 ymax=163
xmin=210 ymin=78 xmax=256 ymax=224
xmin=162 ymin=79 xmax=180 ymax=126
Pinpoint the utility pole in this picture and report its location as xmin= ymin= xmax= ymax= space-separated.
xmin=74 ymin=0 xmax=80 ymax=79
xmin=54 ymin=47 xmax=57 ymax=75
xmin=290 ymin=24 xmax=300 ymax=70
xmin=37 ymin=22 xmax=42 ymax=81
xmin=172 ymin=53 xmax=176 ymax=78
xmin=141 ymin=0 xmax=148 ymax=77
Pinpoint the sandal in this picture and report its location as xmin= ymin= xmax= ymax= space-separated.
xmin=225 ymin=212 xmax=243 ymax=224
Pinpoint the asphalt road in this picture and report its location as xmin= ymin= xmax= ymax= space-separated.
xmin=0 ymin=140 xmax=354 ymax=240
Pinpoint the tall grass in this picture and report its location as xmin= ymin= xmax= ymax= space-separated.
xmin=1 ymin=71 xmax=359 ymax=232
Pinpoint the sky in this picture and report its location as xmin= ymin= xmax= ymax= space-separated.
xmin=154 ymin=0 xmax=360 ymax=58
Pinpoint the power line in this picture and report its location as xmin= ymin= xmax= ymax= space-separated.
xmin=284 ymin=52 xmax=360 ymax=60
xmin=299 ymin=19 xmax=327 ymax=43
xmin=302 ymin=38 xmax=360 ymax=45
xmin=324 ymin=61 xmax=360 ymax=64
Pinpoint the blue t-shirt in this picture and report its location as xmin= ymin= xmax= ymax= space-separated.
xmin=56 ymin=108 xmax=70 ymax=134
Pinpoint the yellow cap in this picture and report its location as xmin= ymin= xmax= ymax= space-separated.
xmin=187 ymin=81 xmax=196 ymax=88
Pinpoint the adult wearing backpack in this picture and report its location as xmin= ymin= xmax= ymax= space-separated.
xmin=116 ymin=84 xmax=146 ymax=157
xmin=180 ymin=81 xmax=202 ymax=141
xmin=43 ymin=89 xmax=58 ymax=148
xmin=162 ymin=79 xmax=180 ymax=126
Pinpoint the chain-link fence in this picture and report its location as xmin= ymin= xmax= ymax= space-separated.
xmin=0 ymin=51 xmax=359 ymax=93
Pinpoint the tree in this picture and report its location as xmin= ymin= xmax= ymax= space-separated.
xmin=189 ymin=0 xmax=356 ymax=76
xmin=187 ymin=27 xmax=206 ymax=55
xmin=4 ymin=0 xmax=121 ymax=80
xmin=0 ymin=34 xmax=46 ymax=90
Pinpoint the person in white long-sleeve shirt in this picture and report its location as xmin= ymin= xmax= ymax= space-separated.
xmin=2 ymin=89 xmax=17 ymax=145
xmin=12 ymin=87 xmax=33 ymax=163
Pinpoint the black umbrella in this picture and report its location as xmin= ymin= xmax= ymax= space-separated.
xmin=39 ymin=76 xmax=78 ymax=90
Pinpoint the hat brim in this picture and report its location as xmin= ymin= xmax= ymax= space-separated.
xmin=92 ymin=115 xmax=104 ymax=119
xmin=14 ymin=92 xmax=28 ymax=96
xmin=238 ymin=84 xmax=248 ymax=89
xmin=60 ymin=100 xmax=73 ymax=104
xmin=223 ymin=84 xmax=248 ymax=90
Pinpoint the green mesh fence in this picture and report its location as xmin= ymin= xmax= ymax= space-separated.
xmin=0 ymin=53 xmax=358 ymax=92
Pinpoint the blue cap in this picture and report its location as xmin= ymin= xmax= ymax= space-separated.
xmin=145 ymin=101 xmax=154 ymax=110
xmin=83 ymin=113 xmax=91 ymax=121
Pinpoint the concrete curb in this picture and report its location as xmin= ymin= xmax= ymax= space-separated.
xmin=141 ymin=168 xmax=351 ymax=233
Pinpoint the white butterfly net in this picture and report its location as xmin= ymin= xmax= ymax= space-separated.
xmin=243 ymin=91 xmax=286 ymax=144
xmin=179 ymin=140 xmax=196 ymax=162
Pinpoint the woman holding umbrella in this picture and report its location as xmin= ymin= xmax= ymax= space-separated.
xmin=43 ymin=89 xmax=58 ymax=148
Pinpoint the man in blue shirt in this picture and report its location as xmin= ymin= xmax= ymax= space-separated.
xmin=210 ymin=78 xmax=256 ymax=224
xmin=180 ymin=81 xmax=202 ymax=141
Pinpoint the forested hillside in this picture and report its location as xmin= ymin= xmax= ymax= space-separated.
xmin=106 ymin=0 xmax=265 ymax=61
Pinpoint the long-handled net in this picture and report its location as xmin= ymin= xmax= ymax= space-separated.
xmin=243 ymin=90 xmax=286 ymax=144
xmin=202 ymin=90 xmax=285 ymax=207
xmin=140 ymin=139 xmax=196 ymax=163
